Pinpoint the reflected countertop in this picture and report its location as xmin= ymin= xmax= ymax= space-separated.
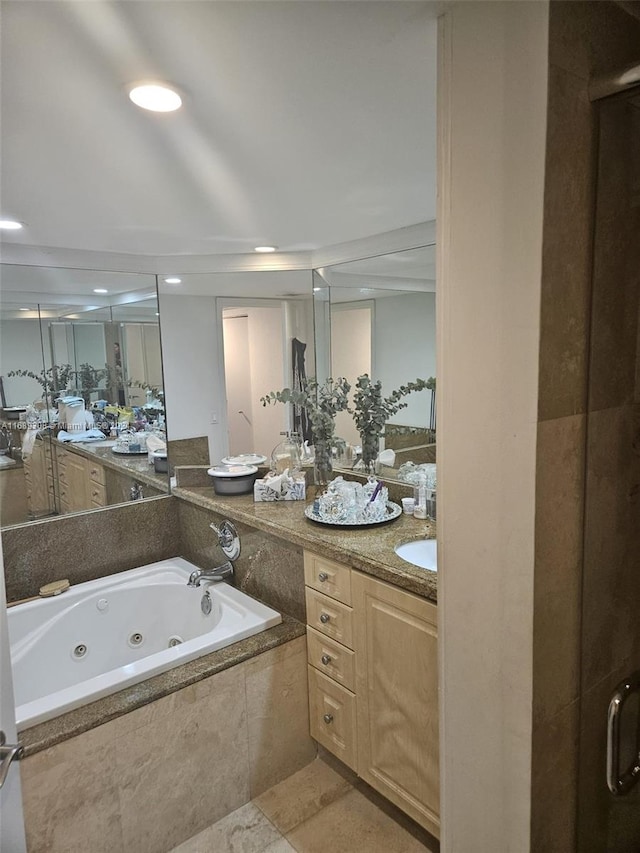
xmin=173 ymin=475 xmax=437 ymax=603
xmin=52 ymin=438 xmax=169 ymax=492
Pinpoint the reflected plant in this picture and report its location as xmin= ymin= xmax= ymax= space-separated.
xmin=7 ymin=364 xmax=77 ymax=399
xmin=350 ymin=374 xmax=435 ymax=469
xmin=261 ymin=377 xmax=350 ymax=482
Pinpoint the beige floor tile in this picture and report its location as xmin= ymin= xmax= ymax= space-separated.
xmin=254 ymin=758 xmax=352 ymax=833
xmin=261 ymin=839 xmax=297 ymax=853
xmin=285 ymin=788 xmax=433 ymax=853
xmin=170 ymin=802 xmax=282 ymax=853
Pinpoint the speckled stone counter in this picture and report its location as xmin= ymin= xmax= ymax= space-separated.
xmin=53 ymin=437 xmax=169 ymax=492
xmin=19 ymin=614 xmax=304 ymax=756
xmin=172 ymin=479 xmax=437 ymax=603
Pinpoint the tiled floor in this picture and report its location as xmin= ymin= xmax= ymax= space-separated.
xmin=171 ymin=758 xmax=437 ymax=853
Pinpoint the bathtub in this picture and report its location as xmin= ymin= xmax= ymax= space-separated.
xmin=8 ymin=557 xmax=282 ymax=728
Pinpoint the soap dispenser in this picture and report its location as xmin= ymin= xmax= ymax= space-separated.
xmin=270 ymin=431 xmax=302 ymax=474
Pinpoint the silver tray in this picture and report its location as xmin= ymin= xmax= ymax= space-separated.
xmin=111 ymin=447 xmax=148 ymax=456
xmin=304 ymin=500 xmax=402 ymax=528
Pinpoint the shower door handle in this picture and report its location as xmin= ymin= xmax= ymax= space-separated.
xmin=607 ymin=670 xmax=640 ymax=795
xmin=0 ymin=730 xmax=24 ymax=790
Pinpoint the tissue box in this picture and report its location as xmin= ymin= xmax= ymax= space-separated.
xmin=253 ymin=475 xmax=306 ymax=502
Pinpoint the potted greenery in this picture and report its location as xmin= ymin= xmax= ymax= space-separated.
xmin=261 ymin=376 xmax=350 ymax=484
xmin=350 ymin=374 xmax=435 ymax=471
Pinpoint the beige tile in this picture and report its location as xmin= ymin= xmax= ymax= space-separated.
xmin=170 ymin=802 xmax=281 ymax=853
xmin=245 ymin=641 xmax=317 ymax=797
xmin=117 ymin=666 xmax=251 ymax=853
xmin=20 ymin=721 xmax=123 ymax=853
xmin=286 ymin=788 xmax=433 ymax=853
xmin=260 ymin=840 xmax=296 ymax=853
xmin=112 ymin=689 xmax=176 ymax=736
xmin=530 ymin=700 xmax=579 ymax=853
xmin=254 ymin=758 xmax=352 ymax=833
xmin=533 ymin=415 xmax=585 ymax=723
xmin=243 ymin=635 xmax=307 ymax=676
xmin=538 ymin=64 xmax=593 ymax=422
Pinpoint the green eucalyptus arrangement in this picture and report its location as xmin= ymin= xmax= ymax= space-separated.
xmin=7 ymin=364 xmax=77 ymax=399
xmin=350 ymin=374 xmax=436 ymax=468
xmin=261 ymin=377 xmax=350 ymax=481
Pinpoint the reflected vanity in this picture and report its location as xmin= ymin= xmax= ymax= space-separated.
xmin=0 ymin=265 xmax=170 ymax=527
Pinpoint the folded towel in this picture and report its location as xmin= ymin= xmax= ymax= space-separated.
xmin=57 ymin=428 xmax=107 ymax=443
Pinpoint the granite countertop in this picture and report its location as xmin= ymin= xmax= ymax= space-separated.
xmin=53 ymin=437 xmax=169 ymax=492
xmin=172 ymin=478 xmax=437 ymax=603
xmin=20 ymin=614 xmax=304 ymax=756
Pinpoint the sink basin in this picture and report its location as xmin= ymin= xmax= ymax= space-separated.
xmin=395 ymin=539 xmax=437 ymax=572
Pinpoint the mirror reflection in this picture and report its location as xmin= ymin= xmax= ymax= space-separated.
xmin=158 ymin=270 xmax=314 ymax=468
xmin=315 ymin=246 xmax=436 ymax=481
xmin=0 ymin=265 xmax=169 ymax=527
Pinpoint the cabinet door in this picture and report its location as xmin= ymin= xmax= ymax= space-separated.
xmin=352 ymin=571 xmax=439 ymax=838
xmin=64 ymin=453 xmax=91 ymax=513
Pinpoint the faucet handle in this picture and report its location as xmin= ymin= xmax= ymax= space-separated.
xmin=209 ymin=520 xmax=240 ymax=561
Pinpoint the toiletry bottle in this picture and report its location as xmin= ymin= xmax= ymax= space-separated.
xmin=413 ymin=484 xmax=427 ymax=519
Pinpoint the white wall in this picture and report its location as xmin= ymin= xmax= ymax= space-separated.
xmin=375 ymin=292 xmax=435 ymax=428
xmin=331 ymin=305 xmax=372 ymax=445
xmin=437 ymin=3 xmax=548 ymax=851
xmin=0 ymin=320 xmax=46 ymax=405
xmin=73 ymin=324 xmax=106 ymax=372
xmin=223 ymin=315 xmax=255 ymax=454
xmin=247 ymin=306 xmax=287 ymax=458
xmin=159 ymin=293 xmax=222 ymax=461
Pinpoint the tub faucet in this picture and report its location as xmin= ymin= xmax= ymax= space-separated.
xmin=187 ymin=561 xmax=234 ymax=587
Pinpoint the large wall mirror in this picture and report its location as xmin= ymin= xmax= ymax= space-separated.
xmin=314 ymin=245 xmax=436 ymax=481
xmin=0 ymin=264 xmax=169 ymax=527
xmin=158 ymin=269 xmax=314 ymax=468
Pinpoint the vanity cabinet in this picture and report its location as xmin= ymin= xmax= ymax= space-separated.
xmin=23 ymin=438 xmax=55 ymax=518
xmin=55 ymin=447 xmax=106 ymax=514
xmin=304 ymin=549 xmax=439 ymax=838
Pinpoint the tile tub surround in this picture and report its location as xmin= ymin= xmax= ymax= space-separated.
xmin=173 ymin=469 xmax=437 ymax=602
xmin=179 ymin=499 xmax=307 ymax=624
xmin=2 ymin=495 xmax=181 ymax=602
xmin=19 ymin=636 xmax=316 ymax=853
xmin=167 ymin=435 xmax=210 ymax=468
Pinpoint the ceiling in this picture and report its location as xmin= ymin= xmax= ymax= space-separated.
xmin=0 ymin=1 xmax=437 ymax=258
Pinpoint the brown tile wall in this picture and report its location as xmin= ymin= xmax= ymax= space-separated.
xmin=532 ymin=3 xmax=640 ymax=851
xmin=2 ymin=496 xmax=181 ymax=602
xmin=177 ymin=499 xmax=307 ymax=623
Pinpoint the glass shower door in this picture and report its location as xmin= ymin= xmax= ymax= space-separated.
xmin=578 ymin=87 xmax=640 ymax=853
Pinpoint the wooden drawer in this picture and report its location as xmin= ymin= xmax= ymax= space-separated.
xmin=89 ymin=482 xmax=106 ymax=506
xmin=304 ymin=551 xmax=352 ymax=605
xmin=305 ymin=587 xmax=354 ymax=649
xmin=87 ymin=462 xmax=105 ymax=485
xmin=308 ymin=666 xmax=357 ymax=770
xmin=307 ymin=626 xmax=355 ymax=692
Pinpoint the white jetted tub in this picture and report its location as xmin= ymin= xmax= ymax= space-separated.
xmin=8 ymin=557 xmax=282 ymax=728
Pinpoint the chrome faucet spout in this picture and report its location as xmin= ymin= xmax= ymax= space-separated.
xmin=187 ymin=561 xmax=234 ymax=588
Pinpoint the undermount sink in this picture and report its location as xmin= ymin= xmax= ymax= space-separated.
xmin=395 ymin=539 xmax=437 ymax=572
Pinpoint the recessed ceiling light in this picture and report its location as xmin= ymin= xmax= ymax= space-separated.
xmin=93 ymin=288 xmax=108 ymax=294
xmin=359 ymin=288 xmax=376 ymax=294
xmin=313 ymin=287 xmax=322 ymax=292
xmin=0 ymin=220 xmax=23 ymax=230
xmin=254 ymin=246 xmax=277 ymax=253
xmin=164 ymin=277 xmax=182 ymax=285
xmin=19 ymin=307 xmax=30 ymax=311
xmin=129 ymin=83 xmax=182 ymax=112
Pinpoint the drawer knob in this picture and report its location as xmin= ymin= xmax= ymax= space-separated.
xmin=321 ymin=654 xmax=332 ymax=665
xmin=323 ymin=713 xmax=334 ymax=724
xmin=318 ymin=572 xmax=329 ymax=582
xmin=320 ymin=613 xmax=330 ymax=624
